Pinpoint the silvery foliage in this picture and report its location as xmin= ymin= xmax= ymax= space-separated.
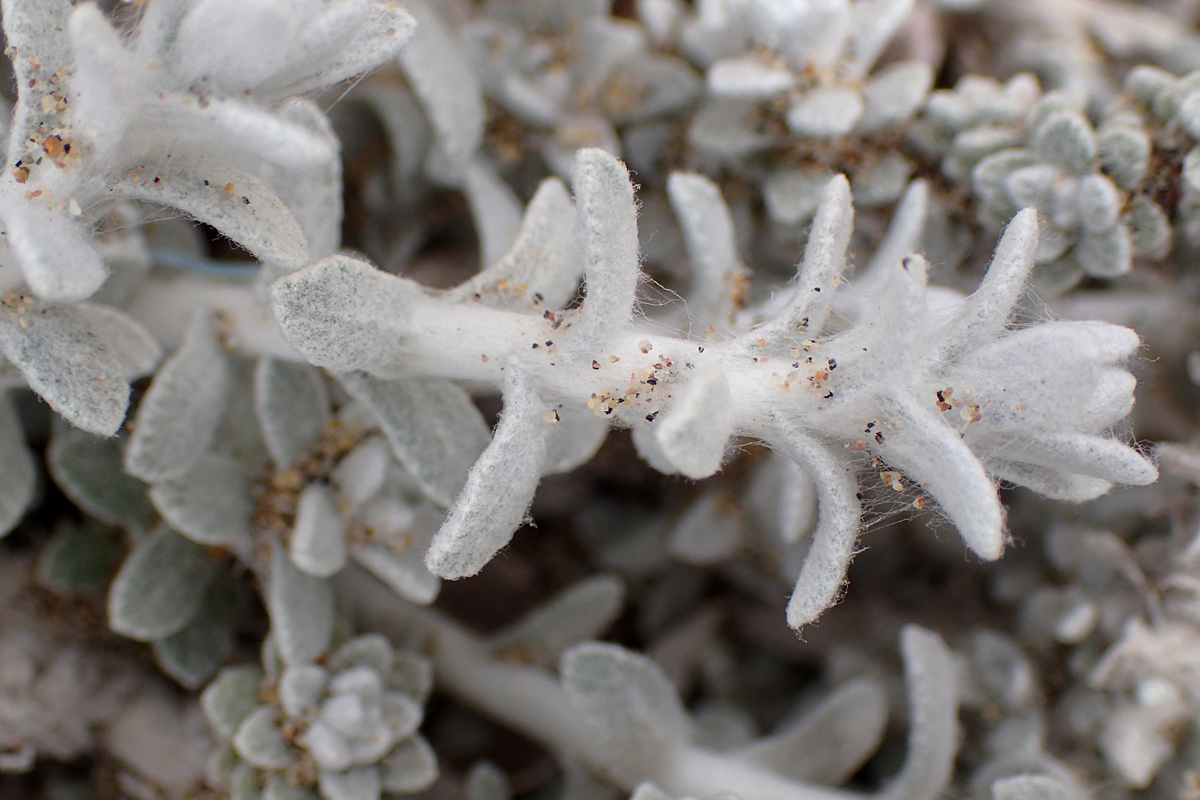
xmin=680 ymin=0 xmax=931 ymax=140
xmin=454 ymin=0 xmax=701 ymax=179
xmin=272 ymin=146 xmax=1154 ymax=629
xmin=203 ymin=633 xmax=436 ymax=800
xmin=0 ymin=0 xmax=415 ymax=540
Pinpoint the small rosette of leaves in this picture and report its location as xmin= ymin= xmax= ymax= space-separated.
xmin=203 ymin=635 xmax=437 ymax=800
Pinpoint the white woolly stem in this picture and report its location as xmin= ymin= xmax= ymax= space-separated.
xmin=343 ymin=571 xmax=871 ymax=800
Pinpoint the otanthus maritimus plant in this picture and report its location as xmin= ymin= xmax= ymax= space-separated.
xmin=271 ymin=147 xmax=1154 ymax=629
xmin=4 ymin=0 xmax=1200 ymax=798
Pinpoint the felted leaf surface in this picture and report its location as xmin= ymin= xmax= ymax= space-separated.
xmin=149 ymin=453 xmax=255 ymax=552
xmin=255 ymin=357 xmax=332 ymax=469
xmin=109 ymin=527 xmax=218 ymax=641
xmin=268 ymin=546 xmax=335 ymax=666
xmin=125 ymin=312 xmax=231 ymax=482
xmin=37 ymin=524 xmax=122 ymax=596
xmin=154 ymin=572 xmax=240 ymax=689
xmin=201 ymin=664 xmax=265 ymax=741
xmin=379 ymin=735 xmax=438 ymax=793
xmin=318 ymin=766 xmax=381 ymax=800
xmin=48 ymin=425 xmax=156 ymax=529
xmin=118 ymin=157 xmax=309 ymax=269
xmin=291 ymin=482 xmax=349 ymax=578
xmin=352 ymin=543 xmax=440 ymax=605
xmin=0 ymin=392 xmax=35 ymax=537
xmin=234 ymin=705 xmax=293 ymax=770
xmin=561 ymin=642 xmax=689 ymax=781
xmin=0 ymin=302 xmax=141 ymax=435
xmin=339 ymin=372 xmax=490 ymax=507
xmin=488 ymin=575 xmax=624 ymax=667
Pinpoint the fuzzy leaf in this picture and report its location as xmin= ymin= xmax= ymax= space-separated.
xmin=0 ymin=393 xmax=35 ymax=536
xmin=318 ymin=766 xmax=381 ymax=800
xmin=268 ymin=547 xmax=335 ymax=666
xmin=451 ymin=178 xmax=582 ymax=311
xmin=150 ymin=453 xmax=255 ymax=552
xmin=280 ymin=665 xmax=329 ymax=719
xmin=561 ymin=642 xmax=689 ymax=781
xmin=154 ymin=572 xmax=240 ymax=689
xmin=49 ymin=426 xmax=156 ymax=529
xmin=202 ymin=665 xmax=266 ymax=741
xmin=118 ymin=157 xmax=309 ymax=269
xmin=291 ymin=483 xmax=348 ymax=578
xmin=271 ymin=256 xmax=423 ymax=377
xmin=380 ymin=736 xmax=438 ymax=793
xmin=234 ymin=706 xmax=293 ymax=770
xmin=0 ymin=302 xmax=148 ymax=435
xmin=740 ymin=678 xmax=888 ymax=784
xmin=109 ymin=527 xmax=218 ymax=641
xmin=488 ymin=575 xmax=625 ymax=666
xmin=37 ymin=525 xmax=122 ymax=596
xmin=125 ymin=312 xmax=231 ymax=482
xmin=352 ymin=543 xmax=440 ymax=605
xmin=399 ymin=0 xmax=483 ymax=175
xmin=425 ymin=366 xmax=551 ymax=578
xmin=652 ymin=363 xmax=733 ymax=479
xmin=339 ymin=372 xmax=490 ymax=507
xmin=570 ymin=149 xmax=642 ymax=354
xmin=255 ymin=357 xmax=331 ymax=469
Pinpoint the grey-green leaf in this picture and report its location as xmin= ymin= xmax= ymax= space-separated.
xmin=338 ymin=373 xmax=489 ymax=506
xmin=488 ymin=576 xmax=624 ymax=667
xmin=37 ymin=524 xmax=122 ymax=596
xmin=0 ymin=302 xmax=138 ymax=436
xmin=108 ymin=527 xmax=218 ymax=641
xmin=150 ymin=453 xmax=254 ymax=552
xmin=318 ymin=765 xmax=381 ymax=800
xmin=561 ymin=642 xmax=689 ymax=781
xmin=153 ymin=573 xmax=240 ymax=688
xmin=48 ymin=424 xmax=156 ymax=529
xmin=125 ymin=311 xmax=231 ymax=482
xmin=202 ymin=664 xmax=265 ymax=740
xmin=268 ymin=547 xmax=335 ymax=666
xmin=0 ymin=392 xmax=35 ymax=537
xmin=290 ymin=483 xmax=348 ymax=578
xmin=254 ymin=357 xmax=330 ymax=469
xmin=379 ymin=736 xmax=438 ymax=793
xmin=233 ymin=706 xmax=293 ymax=770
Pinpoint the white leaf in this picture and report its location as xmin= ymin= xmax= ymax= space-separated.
xmin=234 ymin=706 xmax=293 ymax=770
xmin=352 ymin=543 xmax=440 ymax=605
xmin=118 ymin=157 xmax=309 ymax=269
xmin=268 ymin=547 xmax=335 ymax=666
xmin=464 ymin=158 xmax=525 ymax=270
xmin=561 ymin=642 xmax=689 ymax=782
xmin=879 ymin=626 xmax=959 ymax=800
xmin=379 ymin=736 xmax=438 ymax=793
xmin=255 ymin=357 xmax=331 ymax=469
xmin=339 ymin=372 xmax=490 ymax=507
xmin=488 ymin=575 xmax=625 ymax=666
xmin=451 ymin=178 xmax=582 ymax=312
xmin=399 ymin=0 xmax=484 ymax=175
xmin=667 ymin=172 xmax=744 ymax=329
xmin=280 ymin=665 xmax=329 ymax=719
xmin=570 ymin=149 xmax=642 ymax=354
xmin=291 ymin=483 xmax=348 ymax=578
xmin=125 ymin=312 xmax=231 ymax=482
xmin=202 ymin=664 xmax=265 ymax=740
xmin=0 ymin=302 xmax=138 ymax=435
xmin=652 ymin=363 xmax=733 ymax=479
xmin=318 ymin=765 xmax=381 ymax=800
xmin=425 ymin=367 xmax=552 ymax=579
xmin=150 ymin=453 xmax=255 ymax=552
xmin=271 ymin=255 xmax=424 ymax=377
xmin=739 ymin=677 xmax=888 ymax=784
